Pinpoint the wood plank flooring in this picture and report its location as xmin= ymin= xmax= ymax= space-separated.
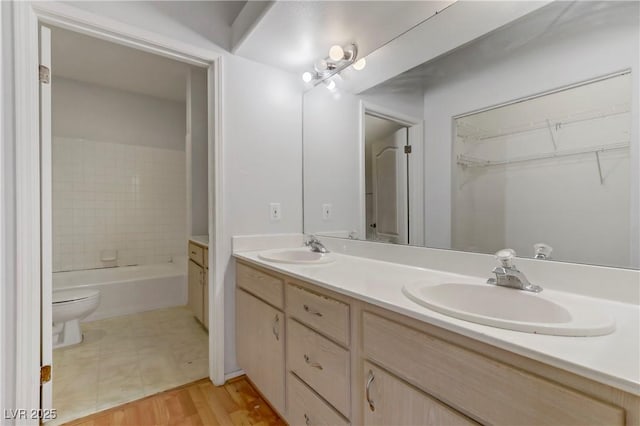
xmin=63 ymin=376 xmax=286 ymax=426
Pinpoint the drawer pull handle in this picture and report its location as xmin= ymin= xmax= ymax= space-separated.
xmin=272 ymin=315 xmax=280 ymax=341
xmin=303 ymin=354 xmax=323 ymax=370
xmin=191 ymin=251 xmax=197 ymax=255
xmin=366 ymin=369 xmax=375 ymax=412
xmin=304 ymin=414 xmax=311 ymax=426
xmin=303 ymin=304 xmax=323 ymax=317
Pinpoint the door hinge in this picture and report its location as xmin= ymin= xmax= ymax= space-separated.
xmin=40 ymin=365 xmax=51 ymax=384
xmin=39 ymin=65 xmax=50 ymax=84
xmin=404 ymin=145 xmax=412 ymax=154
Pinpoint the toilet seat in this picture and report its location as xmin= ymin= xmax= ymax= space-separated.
xmin=53 ymin=288 xmax=100 ymax=304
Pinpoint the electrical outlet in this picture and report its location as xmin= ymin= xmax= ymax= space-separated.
xmin=322 ymin=203 xmax=332 ymax=220
xmin=270 ymin=203 xmax=281 ymax=221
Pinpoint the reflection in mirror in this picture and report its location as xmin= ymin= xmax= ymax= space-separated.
xmin=365 ymin=114 xmax=407 ymax=243
xmin=452 ymin=73 xmax=631 ymax=267
xmin=303 ymin=1 xmax=639 ymax=269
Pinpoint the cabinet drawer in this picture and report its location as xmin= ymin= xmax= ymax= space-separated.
xmin=288 ymin=372 xmax=349 ymax=426
xmin=363 ymin=361 xmax=477 ymax=426
xmin=188 ymin=242 xmax=204 ymax=266
xmin=286 ymin=284 xmax=349 ymax=346
xmin=287 ymin=319 xmax=350 ymax=417
xmin=236 ymin=262 xmax=284 ymax=309
xmin=363 ymin=312 xmax=624 ymax=426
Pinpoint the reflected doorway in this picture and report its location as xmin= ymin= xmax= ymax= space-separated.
xmin=364 ymin=114 xmax=409 ymax=243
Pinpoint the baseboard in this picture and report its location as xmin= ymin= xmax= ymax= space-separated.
xmin=224 ymin=369 xmax=245 ymax=382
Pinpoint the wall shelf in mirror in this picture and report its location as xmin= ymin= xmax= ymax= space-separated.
xmin=457 ymin=141 xmax=629 ymax=173
xmin=457 ymin=104 xmax=630 ymax=142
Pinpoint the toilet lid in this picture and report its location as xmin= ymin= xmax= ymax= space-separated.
xmin=53 ymin=289 xmax=99 ymax=304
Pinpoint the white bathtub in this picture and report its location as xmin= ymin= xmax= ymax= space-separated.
xmin=53 ymin=258 xmax=187 ymax=321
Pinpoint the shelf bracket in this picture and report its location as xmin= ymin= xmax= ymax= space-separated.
xmin=545 ymin=119 xmax=558 ymax=151
xmin=595 ymin=151 xmax=604 ymax=185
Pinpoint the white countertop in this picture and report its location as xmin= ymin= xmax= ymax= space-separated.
xmin=234 ymin=249 xmax=640 ymax=396
xmin=190 ymin=235 xmax=209 ymax=247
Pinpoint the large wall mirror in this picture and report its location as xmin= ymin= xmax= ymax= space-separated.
xmin=303 ymin=1 xmax=640 ymax=269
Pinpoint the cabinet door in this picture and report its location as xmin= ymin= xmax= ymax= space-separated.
xmin=188 ymin=260 xmax=204 ymax=323
xmin=236 ymin=289 xmax=285 ymax=414
xmin=363 ymin=361 xmax=476 ymax=426
xmin=203 ymin=268 xmax=209 ymax=330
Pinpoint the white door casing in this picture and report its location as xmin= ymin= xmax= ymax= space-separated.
xmin=12 ymin=3 xmax=225 ymax=419
xmin=39 ymin=24 xmax=53 ymax=418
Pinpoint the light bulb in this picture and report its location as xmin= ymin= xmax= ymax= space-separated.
xmin=353 ymin=57 xmax=366 ymax=71
xmin=329 ymin=45 xmax=344 ymax=61
xmin=314 ymin=59 xmax=328 ymax=72
xmin=325 ymin=80 xmax=336 ymax=91
xmin=302 ymin=72 xmax=313 ymax=83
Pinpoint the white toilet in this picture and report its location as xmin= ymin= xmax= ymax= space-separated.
xmin=52 ymin=289 xmax=101 ymax=348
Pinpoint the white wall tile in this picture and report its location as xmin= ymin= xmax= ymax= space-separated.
xmin=52 ymin=137 xmax=187 ymax=271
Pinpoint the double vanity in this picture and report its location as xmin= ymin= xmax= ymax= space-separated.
xmin=234 ymin=239 xmax=640 ymax=425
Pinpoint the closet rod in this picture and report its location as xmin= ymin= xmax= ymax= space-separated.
xmin=457 ymin=141 xmax=629 ymax=168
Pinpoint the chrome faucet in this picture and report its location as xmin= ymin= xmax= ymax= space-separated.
xmin=304 ymin=235 xmax=329 ymax=254
xmin=534 ymin=243 xmax=553 ymax=260
xmin=487 ymin=249 xmax=542 ymax=293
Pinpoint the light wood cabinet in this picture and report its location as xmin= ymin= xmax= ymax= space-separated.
xmin=286 ymin=283 xmax=350 ymax=346
xmin=234 ymin=260 xmax=639 ymax=426
xmin=287 ymin=318 xmax=351 ymax=417
xmin=362 ymin=312 xmax=624 ymax=426
xmin=288 ymin=372 xmax=350 ymax=426
xmin=188 ymin=259 xmax=204 ymax=323
xmin=363 ymin=361 xmax=477 ymax=426
xmin=203 ymin=268 xmax=208 ymax=329
xmin=236 ymin=288 xmax=285 ymax=414
xmin=188 ymin=241 xmax=208 ymax=329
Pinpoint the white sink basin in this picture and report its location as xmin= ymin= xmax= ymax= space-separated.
xmin=258 ymin=248 xmax=335 ymax=265
xmin=403 ymin=282 xmax=615 ymax=336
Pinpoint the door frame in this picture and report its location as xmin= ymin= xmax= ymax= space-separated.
xmin=12 ymin=2 xmax=226 ymax=417
xmin=359 ymin=101 xmax=425 ymax=245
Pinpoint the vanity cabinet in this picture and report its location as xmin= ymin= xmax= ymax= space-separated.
xmin=234 ymin=260 xmax=639 ymax=426
xmin=188 ymin=241 xmax=208 ymax=328
xmin=236 ymin=263 xmax=286 ymax=414
xmin=362 ymin=312 xmax=624 ymax=426
xmin=236 ymin=288 xmax=285 ymax=414
xmin=363 ymin=361 xmax=477 ymax=426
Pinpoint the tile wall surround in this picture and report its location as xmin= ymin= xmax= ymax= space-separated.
xmin=52 ymin=137 xmax=187 ymax=272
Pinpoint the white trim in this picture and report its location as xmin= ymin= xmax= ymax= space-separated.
xmin=30 ymin=2 xmax=218 ymax=66
xmin=208 ymin=57 xmax=226 ymax=385
xmin=13 ymin=3 xmax=41 ymax=420
xmin=224 ymin=368 xmax=245 ymax=382
xmin=357 ymin=101 xmax=367 ymax=239
xmin=13 ymin=2 xmax=226 ymax=413
xmin=39 ymin=23 xmax=53 ymax=416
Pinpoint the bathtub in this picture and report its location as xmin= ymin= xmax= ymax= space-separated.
xmin=53 ymin=258 xmax=187 ymax=321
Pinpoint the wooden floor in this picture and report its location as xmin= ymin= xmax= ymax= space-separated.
xmin=63 ymin=376 xmax=286 ymax=426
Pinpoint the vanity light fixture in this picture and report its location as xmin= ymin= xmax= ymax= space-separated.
xmin=353 ymin=57 xmax=366 ymax=71
xmin=301 ymin=43 xmax=365 ymax=85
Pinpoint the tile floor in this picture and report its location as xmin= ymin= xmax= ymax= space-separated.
xmin=51 ymin=306 xmax=208 ymax=425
